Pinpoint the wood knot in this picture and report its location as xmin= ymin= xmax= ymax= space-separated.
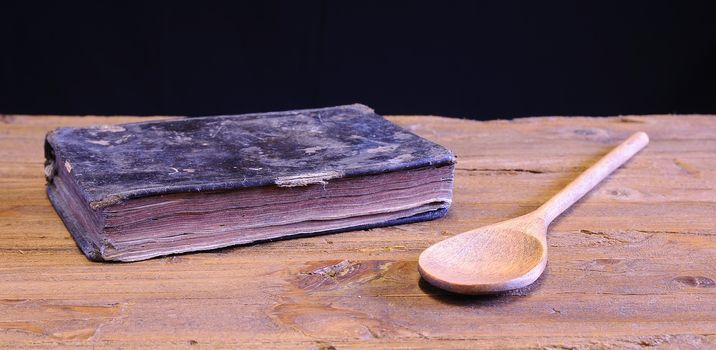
xmin=559 ymin=127 xmax=612 ymax=143
xmin=594 ymin=258 xmax=622 ymax=265
xmin=306 ymin=260 xmax=356 ymax=278
xmin=312 ymin=341 xmax=337 ymax=350
xmin=295 ymin=260 xmax=361 ymax=290
xmin=602 ymin=187 xmax=642 ymax=200
xmin=573 ymin=128 xmax=597 ymax=136
xmin=608 ymin=189 xmax=630 ymax=197
xmin=671 ymin=276 xmax=715 ymax=288
xmin=618 ymin=116 xmax=646 ymax=124
xmin=294 ymin=260 xmax=393 ymax=291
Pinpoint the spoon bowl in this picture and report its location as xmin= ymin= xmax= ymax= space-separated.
xmin=419 ymin=132 xmax=650 ymax=294
xmin=419 ymin=216 xmax=548 ymax=294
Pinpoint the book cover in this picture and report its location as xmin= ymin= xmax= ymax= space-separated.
xmin=44 ymin=104 xmax=455 ymax=261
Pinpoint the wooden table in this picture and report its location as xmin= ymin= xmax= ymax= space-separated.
xmin=1 ymin=114 xmax=715 ymax=349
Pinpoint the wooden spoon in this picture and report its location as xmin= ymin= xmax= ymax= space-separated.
xmin=419 ymin=132 xmax=650 ymax=294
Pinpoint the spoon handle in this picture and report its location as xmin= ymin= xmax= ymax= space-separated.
xmin=536 ymin=132 xmax=649 ymax=224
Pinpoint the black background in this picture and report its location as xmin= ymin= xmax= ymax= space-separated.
xmin=1 ymin=1 xmax=715 ymax=119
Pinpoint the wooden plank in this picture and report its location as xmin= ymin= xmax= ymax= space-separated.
xmin=1 ymin=114 xmax=715 ymax=349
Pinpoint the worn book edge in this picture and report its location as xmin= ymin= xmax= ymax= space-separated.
xmin=47 ymin=182 xmax=449 ymax=262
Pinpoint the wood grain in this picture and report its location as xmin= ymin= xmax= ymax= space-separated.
xmin=1 ymin=114 xmax=715 ymax=349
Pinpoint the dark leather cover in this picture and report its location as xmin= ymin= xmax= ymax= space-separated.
xmin=44 ymin=104 xmax=456 ymax=260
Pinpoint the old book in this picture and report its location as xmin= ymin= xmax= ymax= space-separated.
xmin=44 ymin=104 xmax=455 ymax=262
